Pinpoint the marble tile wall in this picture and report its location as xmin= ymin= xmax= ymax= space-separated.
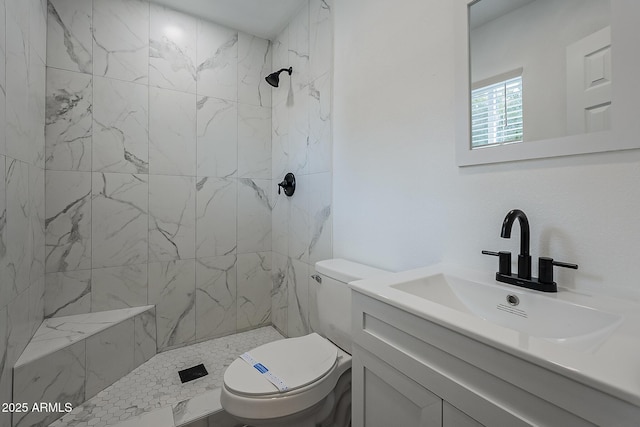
xmin=271 ymin=0 xmax=334 ymax=338
xmin=0 ymin=1 xmax=47 ymax=426
xmin=44 ymin=0 xmax=274 ymax=351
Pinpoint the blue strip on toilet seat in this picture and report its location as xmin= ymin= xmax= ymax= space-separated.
xmin=240 ymin=352 xmax=289 ymax=392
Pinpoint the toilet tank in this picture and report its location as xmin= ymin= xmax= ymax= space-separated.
xmin=314 ymin=259 xmax=388 ymax=354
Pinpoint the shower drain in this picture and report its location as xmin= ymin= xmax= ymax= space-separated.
xmin=178 ymin=364 xmax=209 ymax=383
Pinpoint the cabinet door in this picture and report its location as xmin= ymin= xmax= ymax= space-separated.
xmin=443 ymin=402 xmax=484 ymax=427
xmin=353 ymin=348 xmax=442 ymax=427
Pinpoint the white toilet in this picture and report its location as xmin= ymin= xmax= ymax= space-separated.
xmin=220 ymin=259 xmax=388 ymax=427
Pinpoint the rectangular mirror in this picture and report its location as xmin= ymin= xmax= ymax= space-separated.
xmin=455 ymin=0 xmax=640 ymax=166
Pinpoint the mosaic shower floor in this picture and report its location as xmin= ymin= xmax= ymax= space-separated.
xmin=49 ymin=327 xmax=284 ymax=427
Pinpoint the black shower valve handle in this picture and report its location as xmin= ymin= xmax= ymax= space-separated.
xmin=277 ymin=173 xmax=296 ymax=197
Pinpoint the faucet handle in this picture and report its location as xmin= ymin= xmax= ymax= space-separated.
xmin=482 ymin=250 xmax=512 ymax=276
xmin=538 ymin=257 xmax=578 ymax=285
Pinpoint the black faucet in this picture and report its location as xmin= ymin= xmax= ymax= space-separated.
xmin=501 ymin=209 xmax=531 ymax=280
xmin=483 ymin=209 xmax=578 ymax=292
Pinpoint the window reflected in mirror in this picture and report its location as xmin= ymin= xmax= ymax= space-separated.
xmin=471 ymin=69 xmax=523 ymax=148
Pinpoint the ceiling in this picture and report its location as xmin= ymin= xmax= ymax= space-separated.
xmin=151 ymin=0 xmax=307 ymax=40
xmin=470 ymin=0 xmax=537 ymax=29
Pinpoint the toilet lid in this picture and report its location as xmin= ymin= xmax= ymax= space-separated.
xmin=224 ymin=333 xmax=338 ymax=396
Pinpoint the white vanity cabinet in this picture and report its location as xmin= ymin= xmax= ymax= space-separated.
xmin=350 ymin=291 xmax=623 ymax=427
xmin=353 ymin=346 xmax=484 ymax=427
xmin=352 ymin=344 xmax=443 ymax=426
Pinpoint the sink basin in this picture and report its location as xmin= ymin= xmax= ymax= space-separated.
xmin=391 ymin=272 xmax=622 ymax=351
xmin=350 ymin=263 xmax=640 ymax=407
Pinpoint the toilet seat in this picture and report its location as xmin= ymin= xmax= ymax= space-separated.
xmin=221 ymin=334 xmax=352 ymax=422
xmin=224 ymin=333 xmax=338 ymax=397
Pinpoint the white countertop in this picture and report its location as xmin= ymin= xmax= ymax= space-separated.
xmin=349 ymin=263 xmax=640 ymax=407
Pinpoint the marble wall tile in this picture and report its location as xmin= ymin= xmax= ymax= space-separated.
xmin=288 ymin=174 xmax=310 ymax=262
xmin=46 ymin=0 xmax=92 ymax=74
xmin=13 ymin=341 xmax=86 ymax=427
xmin=270 ymin=252 xmax=288 ymax=336
xmin=271 ymin=26 xmax=293 ymax=107
xmin=149 ymin=4 xmax=197 ymax=93
xmin=92 ymin=264 xmax=148 ymax=311
xmin=271 ymin=27 xmax=289 ymax=108
xmin=271 ymin=102 xmax=289 ymax=256
xmin=92 ymin=173 xmax=148 ymax=268
xmin=0 ymin=56 xmax=5 ymax=157
xmin=309 ymin=0 xmax=333 ymax=83
xmin=287 ymin=85 xmax=309 ymax=175
xmin=238 ymin=33 xmax=271 ymax=108
xmin=0 ymin=0 xmax=6 ymax=157
xmin=7 ymin=288 xmax=30 ymax=373
xmin=270 ymin=2 xmax=333 ymax=337
xmin=271 ymin=182 xmax=289 ymax=257
xmin=308 ymin=172 xmax=332 ymax=264
xmin=238 ymin=104 xmax=271 ymax=179
xmin=195 ymin=177 xmax=236 ymax=258
xmin=308 ymin=264 xmax=321 ymax=334
xmin=93 ymin=76 xmax=149 ymax=173
xmin=45 ymin=68 xmax=92 ymax=171
xmin=28 ymin=276 xmax=45 ymax=337
xmin=29 ymin=0 xmax=48 ymax=64
xmin=195 ymin=255 xmax=237 ymax=340
xmin=5 ymin=159 xmax=31 ymax=297
xmin=92 ymin=0 xmax=150 ymax=83
xmin=287 ymin=258 xmax=309 ymax=337
xmin=44 ymin=270 xmax=91 ymax=318
xmin=5 ymin=0 xmax=29 ymax=57
xmin=237 ymin=252 xmax=271 ymax=331
xmin=196 ymin=20 xmax=238 ymax=101
xmin=0 ymin=306 xmax=10 ymax=427
xmin=308 ymin=73 xmax=332 ymax=174
xmin=0 ymin=157 xmax=8 ymax=304
xmin=86 ymin=318 xmax=135 ymax=399
xmin=288 ymin=2 xmax=310 ymax=93
xmin=134 ymin=308 xmax=156 ymax=368
xmin=149 ymin=87 xmax=196 ymax=176
xmin=196 ymin=96 xmax=237 ymax=178
xmin=149 ymin=175 xmax=196 ymax=261
xmin=149 ymin=259 xmax=196 ymax=350
xmin=29 ymin=165 xmax=46 ymax=284
xmin=271 ymin=100 xmax=290 ymax=181
xmin=28 ymin=52 xmax=47 ymax=168
xmin=237 ymin=179 xmax=272 ymax=254
xmin=45 ymin=170 xmax=91 ymax=273
xmin=5 ymin=11 xmax=31 ymax=163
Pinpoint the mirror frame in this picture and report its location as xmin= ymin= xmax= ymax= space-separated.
xmin=455 ymin=0 xmax=640 ymax=166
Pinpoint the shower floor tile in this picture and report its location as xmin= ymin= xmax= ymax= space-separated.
xmin=49 ymin=326 xmax=284 ymax=427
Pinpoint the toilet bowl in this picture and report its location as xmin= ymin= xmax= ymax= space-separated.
xmin=220 ymin=259 xmax=388 ymax=427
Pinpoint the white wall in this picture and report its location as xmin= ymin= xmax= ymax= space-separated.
xmin=333 ymin=0 xmax=640 ymax=299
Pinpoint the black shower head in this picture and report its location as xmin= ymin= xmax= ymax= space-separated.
xmin=265 ymin=67 xmax=293 ymax=88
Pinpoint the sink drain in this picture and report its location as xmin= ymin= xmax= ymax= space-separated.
xmin=506 ymin=294 xmax=520 ymax=306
